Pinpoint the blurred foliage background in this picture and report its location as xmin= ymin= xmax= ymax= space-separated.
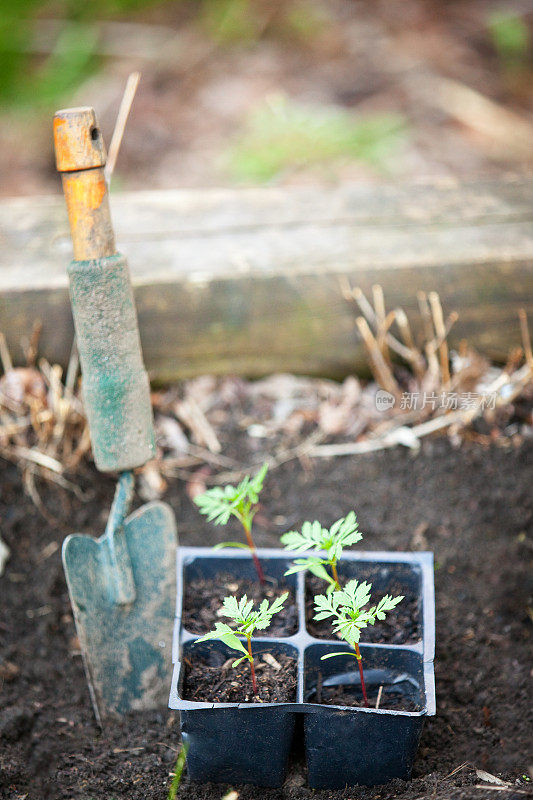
xmin=0 ymin=0 xmax=532 ymax=193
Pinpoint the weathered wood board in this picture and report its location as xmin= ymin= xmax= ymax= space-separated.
xmin=1 ymin=179 xmax=532 ymax=380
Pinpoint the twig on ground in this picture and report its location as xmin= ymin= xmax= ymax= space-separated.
xmin=1 ymin=444 xmax=64 ymax=473
xmin=163 ymin=429 xmax=325 ymax=485
xmin=175 ymin=397 xmax=221 ymax=454
xmin=309 ymin=360 xmax=533 ymax=459
xmin=22 ymin=465 xmax=59 ymax=526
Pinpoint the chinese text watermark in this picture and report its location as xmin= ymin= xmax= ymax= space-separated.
xmin=375 ymin=389 xmax=498 ymax=412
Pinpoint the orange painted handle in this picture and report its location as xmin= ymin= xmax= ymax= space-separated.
xmin=54 ymin=107 xmax=115 ymax=261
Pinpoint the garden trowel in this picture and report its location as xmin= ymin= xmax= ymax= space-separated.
xmin=54 ymin=107 xmax=177 ymax=725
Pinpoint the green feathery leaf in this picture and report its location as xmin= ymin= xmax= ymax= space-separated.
xmin=194 ymin=622 xmax=249 ymax=657
xmin=282 ymin=512 xmax=363 ymax=586
xmin=314 ymin=578 xmax=403 ymax=654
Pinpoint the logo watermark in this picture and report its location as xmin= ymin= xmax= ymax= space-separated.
xmin=375 ymin=389 xmax=396 ymax=411
xmin=375 ymin=390 xmax=498 ymax=412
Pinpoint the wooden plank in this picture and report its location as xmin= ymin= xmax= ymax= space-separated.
xmin=1 ymin=179 xmax=532 ymax=380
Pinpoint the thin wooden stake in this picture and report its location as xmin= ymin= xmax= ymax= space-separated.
xmin=105 ymin=71 xmax=141 ymax=187
xmin=375 ymin=684 xmax=383 ymax=709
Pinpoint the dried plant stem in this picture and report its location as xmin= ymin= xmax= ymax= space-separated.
xmin=340 ymin=280 xmax=416 ymax=363
xmin=23 ymin=465 xmax=58 ymax=526
xmin=518 ymin=309 xmax=532 ymax=366
xmin=23 ymin=320 xmax=42 ymax=367
xmin=429 ymin=292 xmax=450 ymax=386
xmin=372 ymin=284 xmax=390 ymax=362
xmin=66 ymin=425 xmax=91 ymax=470
xmin=64 ymin=340 xmax=79 ymax=398
xmin=1 ymin=444 xmax=64 ymax=473
xmin=0 ymin=333 xmax=13 ymax=373
xmin=310 ymin=361 xmax=533 ymax=459
xmin=175 ymin=398 xmax=221 ymax=454
xmin=394 ymin=308 xmax=425 ymax=381
xmin=0 ymin=409 xmax=52 ymax=437
xmin=378 ymin=310 xmax=397 ymax=362
xmin=417 ymin=290 xmax=440 ymax=381
xmin=355 ymin=317 xmax=399 ymax=397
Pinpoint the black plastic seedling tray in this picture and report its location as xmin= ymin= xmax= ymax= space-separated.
xmin=169 ymin=547 xmax=435 ymax=789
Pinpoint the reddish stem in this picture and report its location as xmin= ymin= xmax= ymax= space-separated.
xmin=247 ymin=637 xmax=257 ymax=695
xmin=251 ymin=549 xmax=266 ymax=585
xmin=243 ymin=522 xmax=265 ymax=585
xmin=354 ymin=643 xmax=369 ymax=707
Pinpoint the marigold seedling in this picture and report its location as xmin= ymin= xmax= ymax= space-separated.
xmin=194 ymin=463 xmax=268 ymax=583
xmin=281 ymin=512 xmax=362 ymax=591
xmin=314 ymin=579 xmax=403 ymax=707
xmin=195 ymin=592 xmax=288 ymax=696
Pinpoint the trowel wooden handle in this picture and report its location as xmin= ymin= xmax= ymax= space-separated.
xmin=54 ymin=107 xmax=115 ymax=261
xmin=53 ymin=107 xmax=155 ymax=473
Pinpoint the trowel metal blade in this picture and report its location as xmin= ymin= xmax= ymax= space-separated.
xmin=62 ymin=501 xmax=177 ymax=724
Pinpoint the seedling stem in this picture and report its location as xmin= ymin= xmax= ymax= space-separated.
xmin=246 ymin=635 xmax=257 ymax=695
xmin=194 ymin=463 xmax=269 ymax=584
xmin=314 ymin=579 xmax=403 ymax=709
xmin=353 ymin=642 xmax=368 ymax=706
xmin=242 ymin=516 xmax=265 ymax=585
xmin=195 ymin=592 xmax=288 ymax=697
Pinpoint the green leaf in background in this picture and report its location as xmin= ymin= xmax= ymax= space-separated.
xmin=224 ymin=92 xmax=406 ymax=182
xmin=487 ymin=10 xmax=530 ymax=74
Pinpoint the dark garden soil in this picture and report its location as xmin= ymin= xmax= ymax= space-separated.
xmin=183 ymin=652 xmax=297 ymax=704
xmin=182 ymin=575 xmax=298 ymax=637
xmin=310 ymin=685 xmax=420 ymax=713
xmin=1 ymin=437 xmax=532 ymax=799
xmin=305 ymin=574 xmax=421 ymax=644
